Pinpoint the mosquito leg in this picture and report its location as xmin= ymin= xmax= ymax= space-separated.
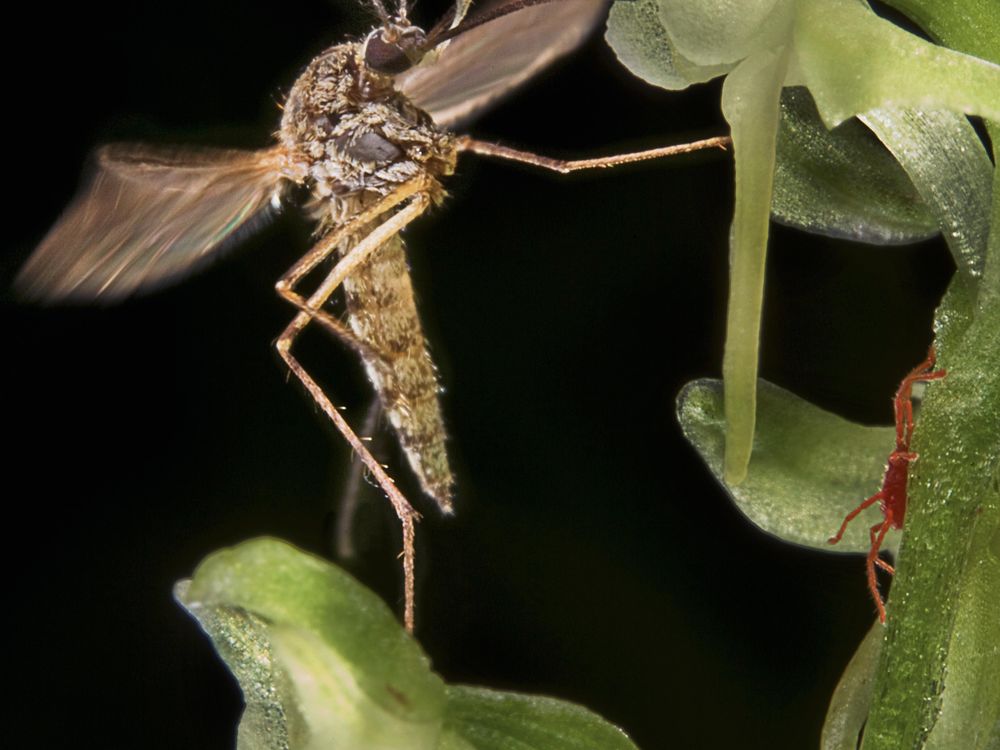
xmin=275 ymin=177 xmax=430 ymax=361
xmin=457 ymin=135 xmax=731 ymax=174
xmin=278 ymin=178 xmax=427 ymax=289
xmin=335 ymin=398 xmax=383 ymax=560
xmin=278 ymin=340 xmax=418 ymax=628
xmin=287 ymin=192 xmax=430 ymax=332
xmin=276 ymin=190 xmax=432 ymax=633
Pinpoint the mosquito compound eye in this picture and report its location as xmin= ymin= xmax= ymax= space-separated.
xmin=364 ymin=35 xmax=409 ymax=74
xmin=363 ymin=25 xmax=427 ymax=75
xmin=336 ymin=131 xmax=403 ymax=164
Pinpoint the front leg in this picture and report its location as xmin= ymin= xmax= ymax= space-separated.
xmin=458 ymin=135 xmax=730 ymax=173
xmin=274 ymin=176 xmax=432 ymax=363
xmin=275 ymin=190 xmax=432 ymax=633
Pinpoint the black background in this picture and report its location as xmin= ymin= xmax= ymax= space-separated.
xmin=6 ymin=1 xmax=953 ymax=748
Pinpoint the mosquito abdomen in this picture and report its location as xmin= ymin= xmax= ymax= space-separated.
xmin=341 ymin=224 xmax=454 ymax=512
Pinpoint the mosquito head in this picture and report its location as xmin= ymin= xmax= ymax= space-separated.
xmin=362 ymin=17 xmax=428 ymax=75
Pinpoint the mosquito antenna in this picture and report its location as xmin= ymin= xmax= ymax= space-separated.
xmin=369 ymin=0 xmax=391 ymax=23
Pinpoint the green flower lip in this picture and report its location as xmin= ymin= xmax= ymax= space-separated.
xmin=178 ymin=538 xmax=642 ymax=750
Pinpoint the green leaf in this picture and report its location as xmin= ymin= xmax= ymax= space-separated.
xmin=605 ymin=0 xmax=731 ymax=90
xmin=792 ymin=0 xmax=1000 ymax=129
xmin=176 ymin=538 xmax=446 ymax=750
xmin=923 ymin=511 xmax=1000 ymax=750
xmin=177 ymin=539 xmax=643 ymax=750
xmin=849 ymin=0 xmax=999 ymax=737
xmin=773 ymin=88 xmax=937 ymax=244
xmin=859 ymin=108 xmax=994 ymax=278
xmin=821 ymin=622 xmax=883 ymax=750
xmin=720 ymin=47 xmax=789 ymax=483
xmin=442 ymin=686 xmax=640 ymax=750
xmin=861 ymin=288 xmax=1000 ymax=750
xmin=881 ymin=0 xmax=1000 ymax=62
xmin=677 ymin=378 xmax=898 ymax=553
xmin=859 ymin=132 xmax=1000 ymax=750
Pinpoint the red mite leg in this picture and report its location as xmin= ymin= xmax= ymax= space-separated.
xmin=829 ymin=491 xmax=883 ymax=545
xmin=867 ymin=519 xmax=895 ymax=622
xmin=870 ymin=522 xmax=895 ymax=574
xmin=828 ymin=346 xmax=946 ymax=623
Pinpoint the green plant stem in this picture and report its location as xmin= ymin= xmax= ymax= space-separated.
xmin=719 ymin=47 xmax=789 ymax=483
xmin=862 ymin=276 xmax=999 ymax=749
xmin=862 ymin=133 xmax=999 ymax=750
xmin=859 ymin=5 xmax=999 ymax=749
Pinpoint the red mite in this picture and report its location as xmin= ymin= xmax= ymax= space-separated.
xmin=828 ymin=346 xmax=946 ymax=623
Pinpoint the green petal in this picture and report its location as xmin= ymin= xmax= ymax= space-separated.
xmin=657 ymin=0 xmax=793 ymax=67
xmin=860 ymin=108 xmax=994 ymax=278
xmin=677 ymin=378 xmax=898 ymax=553
xmin=177 ymin=540 xmax=646 ymax=750
xmin=442 ymin=686 xmax=640 ymax=750
xmin=605 ymin=0 xmax=731 ymax=90
xmin=792 ymin=0 xmax=1000 ymax=129
xmin=773 ymin=88 xmax=937 ymax=244
xmin=174 ymin=581 xmax=303 ymax=750
xmin=176 ymin=538 xmax=446 ymax=750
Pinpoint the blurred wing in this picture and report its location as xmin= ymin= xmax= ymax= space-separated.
xmin=17 ymin=145 xmax=287 ymax=303
xmin=396 ymin=0 xmax=607 ymax=128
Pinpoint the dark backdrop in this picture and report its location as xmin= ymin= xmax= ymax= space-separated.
xmin=6 ymin=2 xmax=952 ymax=748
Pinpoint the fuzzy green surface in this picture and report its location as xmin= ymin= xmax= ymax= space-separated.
xmin=860 ymin=149 xmax=999 ymax=750
xmin=442 ymin=686 xmax=639 ymax=750
xmin=177 ymin=538 xmax=446 ymax=749
xmin=773 ymin=88 xmax=936 ymax=245
xmin=177 ymin=538 xmax=643 ymax=750
xmin=821 ymin=622 xmax=883 ymax=750
xmin=883 ymin=0 xmax=999 ymax=61
xmin=859 ymin=109 xmax=993 ymax=280
xmin=678 ymin=378 xmax=899 ymax=553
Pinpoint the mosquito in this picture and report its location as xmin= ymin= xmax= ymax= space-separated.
xmin=17 ymin=0 xmax=729 ymax=631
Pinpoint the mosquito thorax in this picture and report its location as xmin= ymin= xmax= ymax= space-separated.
xmin=279 ymin=27 xmax=456 ymax=204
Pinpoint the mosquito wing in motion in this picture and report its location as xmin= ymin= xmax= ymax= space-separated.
xmin=396 ymin=0 xmax=608 ymax=128
xmin=16 ymin=145 xmax=289 ymax=302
